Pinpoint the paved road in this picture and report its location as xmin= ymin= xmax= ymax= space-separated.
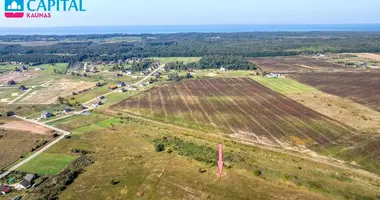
xmin=8 ymin=88 xmax=32 ymax=104
xmin=0 ymin=116 xmax=70 ymax=179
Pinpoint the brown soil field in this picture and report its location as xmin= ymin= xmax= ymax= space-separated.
xmin=291 ymin=72 xmax=380 ymax=113
xmin=113 ymin=78 xmax=356 ymax=149
xmin=249 ymin=56 xmax=345 ymax=73
xmin=19 ymin=80 xmax=96 ymax=104
xmin=0 ymin=129 xmax=52 ymax=169
xmin=286 ymin=91 xmax=380 ymax=132
xmin=0 ymin=71 xmax=40 ymax=85
xmin=0 ymin=120 xmax=52 ymax=135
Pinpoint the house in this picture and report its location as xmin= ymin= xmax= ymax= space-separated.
xmin=22 ymin=66 xmax=28 ymax=71
xmin=118 ymin=88 xmax=127 ymax=93
xmin=118 ymin=82 xmax=126 ymax=87
xmin=266 ymin=73 xmax=281 ymax=78
xmin=18 ymin=180 xmax=31 ymax=189
xmin=124 ymin=70 xmax=132 ymax=75
xmin=99 ymin=96 xmax=105 ymax=100
xmin=153 ymin=72 xmax=161 ymax=76
xmin=7 ymin=80 xmax=16 ymax=85
xmin=128 ymin=86 xmax=138 ymax=91
xmin=14 ymin=68 xmax=21 ymax=73
xmin=0 ymin=185 xmax=11 ymax=194
xmin=64 ymin=108 xmax=73 ymax=114
xmin=40 ymin=111 xmax=53 ymax=119
xmin=108 ymin=85 xmax=118 ymax=90
xmin=94 ymin=101 xmax=103 ymax=107
xmin=19 ymin=85 xmax=27 ymax=91
xmin=25 ymin=174 xmax=35 ymax=183
xmin=220 ymin=67 xmax=226 ymax=72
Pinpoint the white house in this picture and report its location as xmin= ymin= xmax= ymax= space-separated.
xmin=266 ymin=73 xmax=281 ymax=78
xmin=220 ymin=67 xmax=226 ymax=72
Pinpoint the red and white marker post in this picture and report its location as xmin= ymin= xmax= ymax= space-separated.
xmin=218 ymin=144 xmax=223 ymax=177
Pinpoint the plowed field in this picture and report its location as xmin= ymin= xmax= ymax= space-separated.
xmin=114 ymin=78 xmax=356 ymax=148
xmin=249 ymin=56 xmax=345 ymax=73
xmin=291 ymin=72 xmax=380 ymax=112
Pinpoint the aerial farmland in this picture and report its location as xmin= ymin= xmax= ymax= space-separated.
xmin=1 ymin=32 xmax=380 ymax=199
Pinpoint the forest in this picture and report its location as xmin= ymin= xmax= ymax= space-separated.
xmin=1 ymin=32 xmax=380 ymax=63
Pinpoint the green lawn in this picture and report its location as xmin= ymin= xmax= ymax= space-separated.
xmin=0 ymin=64 xmax=19 ymax=73
xmin=17 ymin=153 xmax=76 ymax=176
xmin=251 ymin=76 xmax=317 ymax=94
xmin=149 ymin=57 xmax=201 ymax=64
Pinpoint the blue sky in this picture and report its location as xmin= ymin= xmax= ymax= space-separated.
xmin=1 ymin=0 xmax=380 ymax=27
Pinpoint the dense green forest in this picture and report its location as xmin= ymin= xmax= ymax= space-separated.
xmin=1 ymin=32 xmax=380 ymax=63
xmin=165 ymin=55 xmax=256 ymax=71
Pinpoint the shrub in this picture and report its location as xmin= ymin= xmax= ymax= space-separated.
xmin=155 ymin=144 xmax=165 ymax=152
xmin=253 ymin=169 xmax=262 ymax=176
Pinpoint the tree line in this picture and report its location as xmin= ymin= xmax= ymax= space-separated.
xmin=165 ymin=55 xmax=256 ymax=71
xmin=1 ymin=32 xmax=380 ymax=63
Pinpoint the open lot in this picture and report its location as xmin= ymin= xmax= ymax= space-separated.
xmin=249 ymin=56 xmax=346 ymax=73
xmin=0 ymin=127 xmax=53 ymax=170
xmin=0 ymin=120 xmax=52 ymax=135
xmin=0 ymin=70 xmax=40 ymax=85
xmin=113 ymin=78 xmax=356 ymax=149
xmin=17 ymin=79 xmax=95 ymax=104
xmin=17 ymin=153 xmax=76 ymax=176
xmin=291 ymin=72 xmax=380 ymax=113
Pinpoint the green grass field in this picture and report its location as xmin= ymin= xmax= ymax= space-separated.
xmin=72 ymin=118 xmax=121 ymax=135
xmin=150 ymin=57 xmax=201 ymax=64
xmin=17 ymin=153 xmax=76 ymax=176
xmin=251 ymin=76 xmax=317 ymax=94
xmin=0 ymin=64 xmax=19 ymax=73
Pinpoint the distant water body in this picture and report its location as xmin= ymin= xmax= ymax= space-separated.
xmin=0 ymin=24 xmax=380 ymax=35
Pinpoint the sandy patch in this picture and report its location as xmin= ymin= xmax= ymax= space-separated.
xmin=0 ymin=121 xmax=52 ymax=135
xmin=353 ymin=53 xmax=380 ymax=61
xmin=286 ymin=91 xmax=380 ymax=132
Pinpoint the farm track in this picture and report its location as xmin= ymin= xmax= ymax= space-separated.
xmin=116 ymin=78 xmax=357 ymax=148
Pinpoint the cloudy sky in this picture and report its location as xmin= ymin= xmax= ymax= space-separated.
xmin=1 ymin=0 xmax=380 ymax=27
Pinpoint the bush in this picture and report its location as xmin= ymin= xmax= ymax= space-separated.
xmin=253 ymin=169 xmax=262 ymax=176
xmin=155 ymin=144 xmax=165 ymax=152
xmin=198 ymin=168 xmax=207 ymax=173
